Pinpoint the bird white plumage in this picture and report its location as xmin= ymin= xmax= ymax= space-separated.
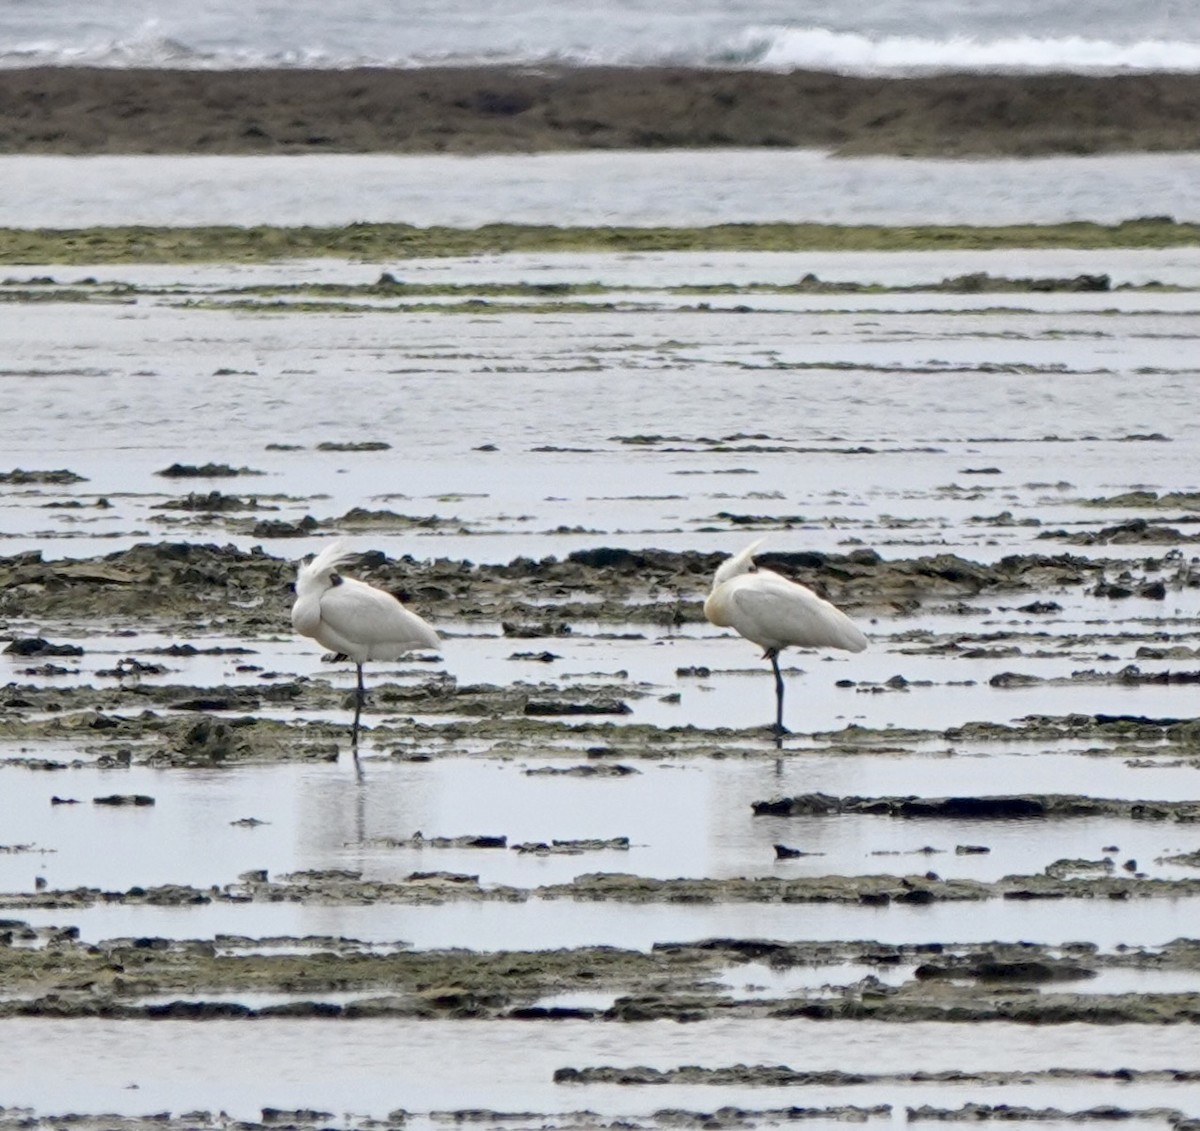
xmin=704 ymin=539 xmax=866 ymax=733
xmin=292 ymin=540 xmax=439 ymax=751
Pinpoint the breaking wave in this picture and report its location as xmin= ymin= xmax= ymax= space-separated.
xmin=721 ymin=27 xmax=1200 ymax=74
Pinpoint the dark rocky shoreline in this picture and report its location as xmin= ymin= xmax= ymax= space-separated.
xmin=3 ymin=65 xmax=1200 ymax=157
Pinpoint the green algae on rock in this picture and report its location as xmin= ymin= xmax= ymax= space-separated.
xmin=2 ymin=218 xmax=1200 ymax=266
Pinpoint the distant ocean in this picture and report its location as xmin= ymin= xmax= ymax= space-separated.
xmin=2 ymin=0 xmax=1199 ymax=74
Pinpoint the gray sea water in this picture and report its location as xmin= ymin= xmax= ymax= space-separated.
xmin=0 ymin=0 xmax=1197 ymax=72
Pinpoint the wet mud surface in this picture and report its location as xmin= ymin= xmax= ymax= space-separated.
xmin=2 ymin=250 xmax=1200 ymax=1125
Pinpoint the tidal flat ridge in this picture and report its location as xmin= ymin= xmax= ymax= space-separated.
xmin=4 ymin=66 xmax=1200 ymax=157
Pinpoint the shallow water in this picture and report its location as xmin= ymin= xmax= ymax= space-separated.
xmin=14 ymin=892 xmax=1200 ymax=953
xmin=7 ymin=150 xmax=1200 ymax=227
xmin=4 ymin=261 xmax=1200 ymax=577
xmin=2 ymin=755 xmax=1198 ymax=894
xmin=3 ymin=1017 xmax=1197 ymax=1121
xmin=711 ymin=959 xmax=1200 ymax=997
xmin=17 ymin=246 xmax=1200 ymax=289
xmin=5 ymin=246 xmax=1200 ymax=1124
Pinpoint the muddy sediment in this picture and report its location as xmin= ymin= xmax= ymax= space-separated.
xmin=7 ymin=704 xmax=1200 ymax=768
xmin=1 ymin=1107 xmax=1194 ymax=1131
xmin=910 ymin=1108 xmax=1200 ymax=1128
xmin=1 ymin=931 xmax=1198 ymax=1023
xmin=554 ymin=1065 xmax=1200 ymax=1085
xmin=4 ymin=66 xmax=1200 ymax=157
xmin=5 ymin=866 xmax=1200 ymax=914
xmin=0 ymin=541 xmax=1161 ymax=627
xmin=2 ymin=541 xmax=1200 ymax=764
xmin=0 ymin=1107 xmax=883 ymax=1131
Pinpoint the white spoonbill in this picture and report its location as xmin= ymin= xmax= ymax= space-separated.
xmin=704 ymin=539 xmax=867 ymax=734
xmin=291 ymin=540 xmax=440 ymax=752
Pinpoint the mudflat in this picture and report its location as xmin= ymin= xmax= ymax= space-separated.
xmin=3 ymin=64 xmax=1200 ymax=156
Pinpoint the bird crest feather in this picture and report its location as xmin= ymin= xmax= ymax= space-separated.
xmin=296 ymin=539 xmax=359 ymax=593
xmin=712 ymin=538 xmax=766 ymax=588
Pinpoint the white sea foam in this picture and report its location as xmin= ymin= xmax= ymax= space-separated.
xmin=734 ymin=26 xmax=1200 ymax=74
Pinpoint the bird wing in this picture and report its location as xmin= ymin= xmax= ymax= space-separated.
xmin=318 ymin=578 xmax=440 ymax=660
xmin=727 ymin=571 xmax=867 ymax=653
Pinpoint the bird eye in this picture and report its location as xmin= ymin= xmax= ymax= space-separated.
xmin=330 ymin=573 xmax=344 ymax=587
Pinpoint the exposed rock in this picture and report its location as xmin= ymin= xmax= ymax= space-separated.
xmin=155 ymin=462 xmax=265 ymax=478
xmin=316 ymin=441 xmax=391 ymax=451
xmin=751 ymin=791 xmax=1200 ymax=822
xmin=524 ymin=700 xmax=632 ymax=716
xmin=153 ymin=491 xmax=264 ymax=512
xmin=2 ymin=637 xmax=83 ymax=657
xmin=0 ymin=468 xmax=87 ymax=484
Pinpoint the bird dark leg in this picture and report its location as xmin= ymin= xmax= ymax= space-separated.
xmin=350 ymin=662 xmax=366 ymax=758
xmin=767 ymin=649 xmax=789 ymax=737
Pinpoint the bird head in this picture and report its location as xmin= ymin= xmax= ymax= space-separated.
xmin=295 ymin=539 xmax=358 ymax=596
xmin=711 ymin=538 xmax=765 ymax=588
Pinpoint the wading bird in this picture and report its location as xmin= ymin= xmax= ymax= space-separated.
xmin=704 ymin=539 xmax=867 ymax=735
xmin=291 ymin=541 xmax=440 ymax=754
